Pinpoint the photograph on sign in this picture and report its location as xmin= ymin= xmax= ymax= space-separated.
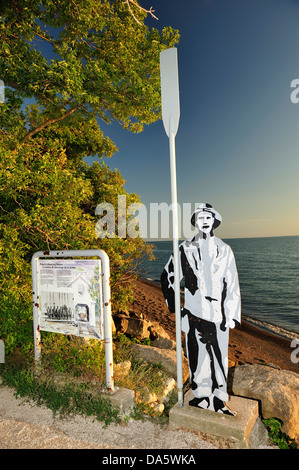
xmin=38 ymin=259 xmax=104 ymax=340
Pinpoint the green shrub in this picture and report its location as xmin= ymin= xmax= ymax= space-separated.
xmin=263 ymin=418 xmax=297 ymax=449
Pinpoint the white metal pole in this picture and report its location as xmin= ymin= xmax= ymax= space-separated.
xmin=169 ymin=129 xmax=184 ymax=407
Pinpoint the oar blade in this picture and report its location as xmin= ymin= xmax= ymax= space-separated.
xmin=160 ymin=47 xmax=180 ymax=137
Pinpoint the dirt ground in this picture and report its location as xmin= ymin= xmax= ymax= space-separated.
xmin=0 ymin=382 xmax=218 ymax=450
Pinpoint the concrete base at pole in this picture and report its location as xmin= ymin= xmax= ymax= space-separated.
xmin=169 ymin=389 xmax=269 ymax=449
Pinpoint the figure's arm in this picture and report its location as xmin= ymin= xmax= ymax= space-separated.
xmin=224 ymin=249 xmax=241 ymax=329
xmin=161 ymin=255 xmax=176 ymax=313
xmin=161 ymin=250 xmax=183 ymax=314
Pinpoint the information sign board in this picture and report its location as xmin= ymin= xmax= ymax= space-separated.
xmin=38 ymin=259 xmax=104 ymax=340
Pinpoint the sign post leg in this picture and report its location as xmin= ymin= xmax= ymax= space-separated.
xmin=32 ymin=254 xmax=41 ymax=369
xmin=101 ymin=252 xmax=114 ymax=392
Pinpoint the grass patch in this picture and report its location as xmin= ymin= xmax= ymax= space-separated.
xmin=0 ymin=362 xmax=121 ymax=427
xmin=0 ymin=333 xmax=175 ymax=425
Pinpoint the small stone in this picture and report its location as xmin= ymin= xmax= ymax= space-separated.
xmin=152 ymin=403 xmax=164 ymax=415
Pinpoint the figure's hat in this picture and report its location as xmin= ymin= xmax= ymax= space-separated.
xmin=191 ymin=203 xmax=222 ymax=229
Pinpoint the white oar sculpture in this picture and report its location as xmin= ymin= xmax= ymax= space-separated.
xmin=160 ymin=47 xmax=183 ymax=407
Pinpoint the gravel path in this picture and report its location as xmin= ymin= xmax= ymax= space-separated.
xmin=0 ymin=385 xmax=217 ymax=450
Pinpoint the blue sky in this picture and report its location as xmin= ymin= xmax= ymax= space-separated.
xmin=91 ymin=0 xmax=299 ymax=239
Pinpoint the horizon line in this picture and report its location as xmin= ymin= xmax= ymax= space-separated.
xmin=144 ymin=234 xmax=299 ymax=242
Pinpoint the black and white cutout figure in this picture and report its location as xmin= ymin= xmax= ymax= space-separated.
xmin=161 ymin=203 xmax=241 ymax=415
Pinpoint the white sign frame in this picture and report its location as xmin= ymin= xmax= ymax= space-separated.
xmin=32 ymin=249 xmax=114 ymax=391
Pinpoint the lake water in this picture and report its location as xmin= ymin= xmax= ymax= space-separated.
xmin=138 ymin=236 xmax=299 ymax=340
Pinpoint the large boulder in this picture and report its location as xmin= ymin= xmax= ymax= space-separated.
xmin=132 ymin=343 xmax=189 ymax=383
xmin=113 ymin=311 xmax=151 ymax=340
xmin=229 ymin=364 xmax=299 ymax=442
xmin=113 ymin=311 xmax=172 ymax=342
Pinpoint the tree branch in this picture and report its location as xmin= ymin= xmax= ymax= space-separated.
xmin=123 ymin=0 xmax=158 ymax=25
xmin=21 ymin=105 xmax=81 ymax=142
xmin=6 ymin=81 xmax=56 ymax=106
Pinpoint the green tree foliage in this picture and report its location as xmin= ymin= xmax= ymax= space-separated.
xmin=0 ymin=0 xmax=179 ymax=353
xmin=0 ymin=0 xmax=179 ymax=140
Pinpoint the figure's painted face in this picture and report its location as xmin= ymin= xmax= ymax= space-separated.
xmin=195 ymin=211 xmax=214 ymax=234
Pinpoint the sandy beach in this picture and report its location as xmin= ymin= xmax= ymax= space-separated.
xmin=130 ymin=278 xmax=298 ymax=374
